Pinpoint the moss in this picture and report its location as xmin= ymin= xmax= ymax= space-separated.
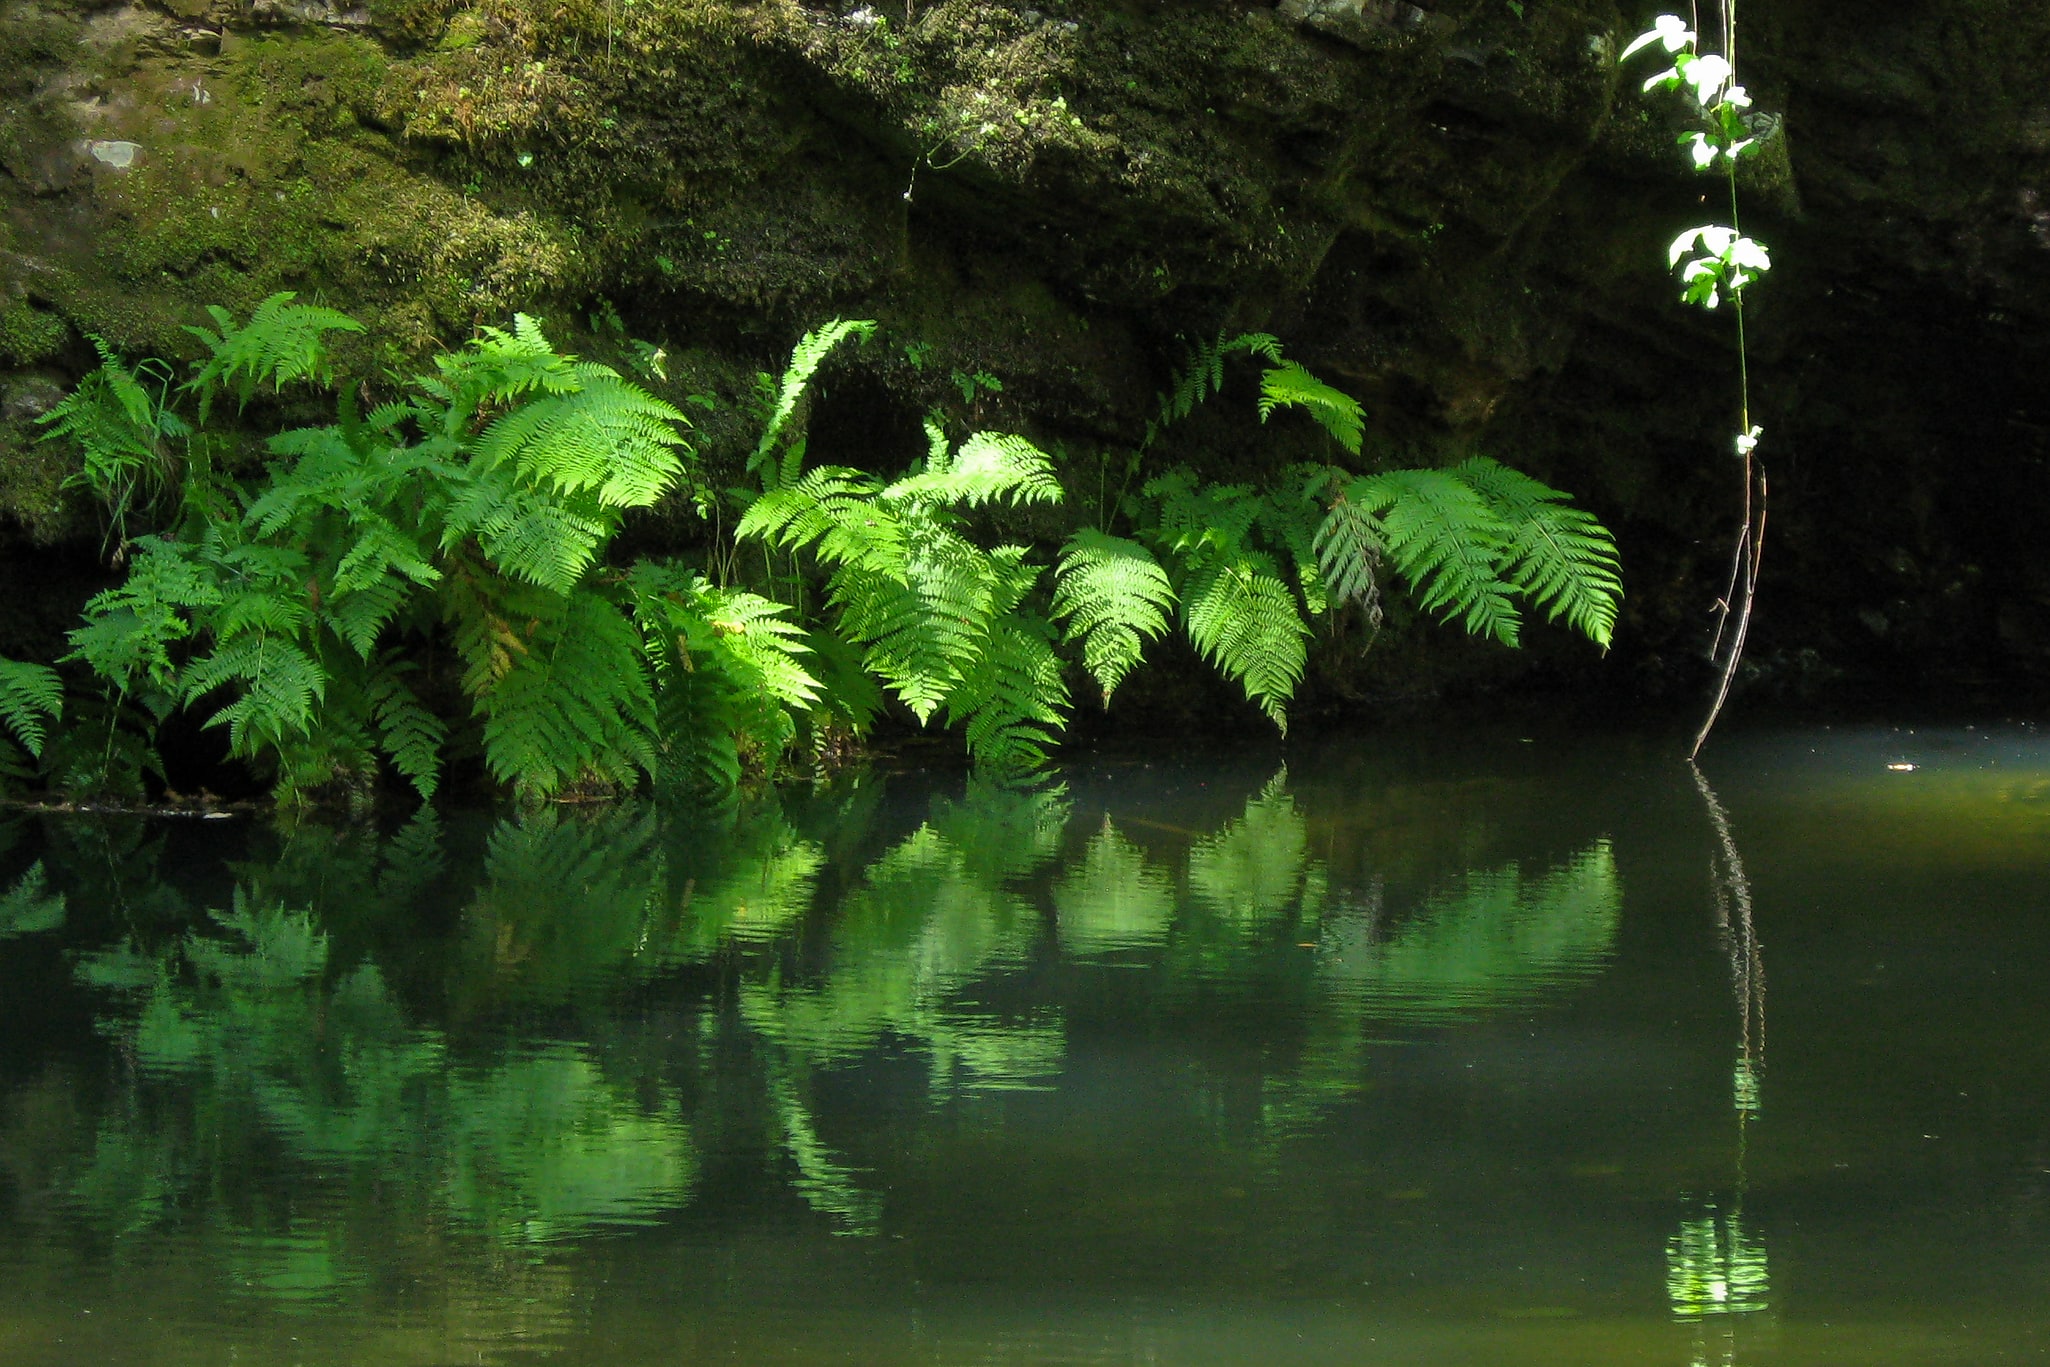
xmin=0 ymin=300 xmax=68 ymax=365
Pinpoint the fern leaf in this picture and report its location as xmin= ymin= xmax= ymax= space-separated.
xmin=1258 ymin=359 xmax=1365 ymax=455
xmin=1050 ymin=529 xmax=1174 ymax=703
xmin=1348 ymin=468 xmax=1519 ymax=646
xmin=477 ymin=588 xmax=656 ymax=798
xmin=1453 ymin=456 xmax=1623 ymax=648
xmin=751 ymin=319 xmax=877 ymax=477
xmin=183 ymin=634 xmax=328 ymax=755
xmin=948 ymin=614 xmax=1069 ymax=772
xmin=447 ymin=479 xmax=608 ymax=596
xmin=1313 ymin=489 xmax=1383 ymax=608
xmin=884 ymin=431 xmax=1063 ymax=509
xmin=471 ymin=368 xmax=689 ymax=510
xmin=0 ymin=657 xmax=63 ymax=761
xmin=1181 ymin=551 xmax=1310 ymax=733
xmin=186 ymin=292 xmax=363 ymax=417
xmin=366 ymin=662 xmax=446 ymax=800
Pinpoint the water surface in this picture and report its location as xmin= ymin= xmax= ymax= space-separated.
xmin=3 ymin=722 xmax=2048 ymax=1364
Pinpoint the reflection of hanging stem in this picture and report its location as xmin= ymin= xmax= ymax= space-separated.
xmin=1689 ymin=761 xmax=1765 ymax=1124
xmin=1675 ymin=760 xmax=1771 ymax=1351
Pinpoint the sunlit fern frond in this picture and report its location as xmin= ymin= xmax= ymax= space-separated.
xmin=1452 ymin=456 xmax=1623 ymax=648
xmin=471 ymin=366 xmax=689 ymax=510
xmin=948 ymin=612 xmax=1069 ymax=772
xmin=885 ymin=430 xmax=1063 ymax=509
xmin=1181 ymin=549 xmax=1310 ymax=733
xmin=1347 ymin=467 xmax=1519 ymax=646
xmin=186 ymin=293 xmax=363 ymax=417
xmin=1257 ymin=359 xmax=1365 ymax=456
xmin=444 ymin=476 xmax=609 ymax=596
xmin=1050 ymin=528 xmax=1175 ymax=704
xmin=752 ymin=318 xmax=876 ymax=481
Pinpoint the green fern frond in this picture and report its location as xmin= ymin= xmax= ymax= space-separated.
xmin=0 ymin=656 xmax=63 ymax=761
xmin=69 ymin=537 xmax=222 ymax=693
xmin=885 ymin=431 xmax=1063 ymax=509
xmin=1144 ymin=330 xmax=1285 ymax=448
xmin=446 ymin=479 xmax=609 ymax=596
xmin=183 ymin=633 xmax=328 ymax=755
xmin=186 ymin=293 xmax=363 ymax=418
xmin=477 ymin=588 xmax=656 ymax=799
xmin=735 ymin=467 xmax=896 ymax=570
xmin=1257 ymin=359 xmax=1365 ymax=456
xmin=1348 ymin=468 xmax=1519 ymax=646
xmin=1452 ymin=456 xmax=1623 ymax=648
xmin=752 ymin=319 xmax=876 ymax=480
xmin=471 ymin=368 xmax=689 ymax=510
xmin=38 ymin=341 xmax=187 ymax=520
xmin=948 ymin=614 xmax=1069 ymax=772
xmin=1312 ymin=488 xmax=1383 ymax=608
xmin=1050 ymin=529 xmax=1174 ymax=703
xmin=1181 ymin=551 xmax=1310 ymax=733
xmin=365 ymin=662 xmax=446 ymax=800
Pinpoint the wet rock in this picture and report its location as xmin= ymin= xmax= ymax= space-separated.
xmin=1278 ymin=0 xmax=1434 ymax=51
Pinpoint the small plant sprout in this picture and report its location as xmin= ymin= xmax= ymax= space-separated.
xmin=1622 ymin=8 xmax=1777 ymax=759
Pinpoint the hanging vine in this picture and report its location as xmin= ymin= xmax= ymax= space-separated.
xmin=1622 ymin=7 xmax=1778 ymax=757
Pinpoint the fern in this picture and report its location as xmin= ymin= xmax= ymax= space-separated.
xmin=751 ymin=319 xmax=876 ymax=484
xmin=1258 ymin=359 xmax=1365 ymax=456
xmin=1325 ymin=459 xmax=1622 ymax=650
xmin=37 ymin=338 xmax=190 ymax=544
xmin=476 ymin=587 xmax=657 ymax=799
xmin=1143 ymin=330 xmax=1282 ymax=450
xmin=0 ymin=657 xmax=63 ymax=779
xmin=365 ymin=661 xmax=447 ymax=801
xmin=1182 ymin=551 xmax=1310 ymax=732
xmin=738 ymin=424 xmax=1067 ymax=748
xmin=944 ymin=550 xmax=1070 ymax=770
xmin=1138 ymin=471 xmax=1311 ymax=731
xmin=1050 ymin=529 xmax=1175 ymax=704
xmin=186 ymin=292 xmax=363 ymax=420
xmin=1452 ymin=456 xmax=1623 ymax=648
xmin=1311 ymin=482 xmax=1382 ymax=609
xmin=1344 ymin=467 xmax=1521 ymax=645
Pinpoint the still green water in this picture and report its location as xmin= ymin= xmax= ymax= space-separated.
xmin=2 ymin=722 xmax=2047 ymax=1365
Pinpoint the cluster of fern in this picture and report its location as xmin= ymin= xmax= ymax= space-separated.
xmin=27 ymin=295 xmax=819 ymax=804
xmin=733 ymin=322 xmax=1622 ymax=753
xmin=14 ymin=298 xmax=1622 ymax=808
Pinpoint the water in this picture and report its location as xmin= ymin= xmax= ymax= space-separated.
xmin=2 ymin=721 xmax=2048 ymax=1365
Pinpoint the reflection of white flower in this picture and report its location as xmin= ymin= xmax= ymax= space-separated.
xmin=1667 ymin=1205 xmax=1771 ymax=1318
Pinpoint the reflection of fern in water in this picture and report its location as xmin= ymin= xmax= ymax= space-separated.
xmin=1052 ymin=818 xmax=1176 ymax=956
xmin=741 ymin=780 xmax=1068 ymax=1092
xmin=69 ymin=896 xmax=697 ymax=1267
xmin=1316 ymin=840 xmax=1622 ymax=1021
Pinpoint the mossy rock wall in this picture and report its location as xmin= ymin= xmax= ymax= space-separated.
xmin=6 ymin=0 xmax=2050 ymax=708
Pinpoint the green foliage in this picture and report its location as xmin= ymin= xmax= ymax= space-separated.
xmin=1140 ymin=470 xmax=1313 ymax=730
xmin=0 ymin=656 xmax=63 ymax=778
xmin=47 ymin=296 xmax=732 ymax=804
xmin=186 ymin=291 xmax=364 ymax=420
xmin=751 ymin=318 xmax=876 ymax=485
xmin=1257 ymin=359 xmax=1365 ymax=456
xmin=1050 ymin=529 xmax=1176 ymax=704
xmin=36 ymin=339 xmax=192 ymax=547
xmin=737 ymin=414 xmax=1070 ymax=769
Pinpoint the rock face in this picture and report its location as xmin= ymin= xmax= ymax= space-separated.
xmin=3 ymin=0 xmax=2048 ymax=703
